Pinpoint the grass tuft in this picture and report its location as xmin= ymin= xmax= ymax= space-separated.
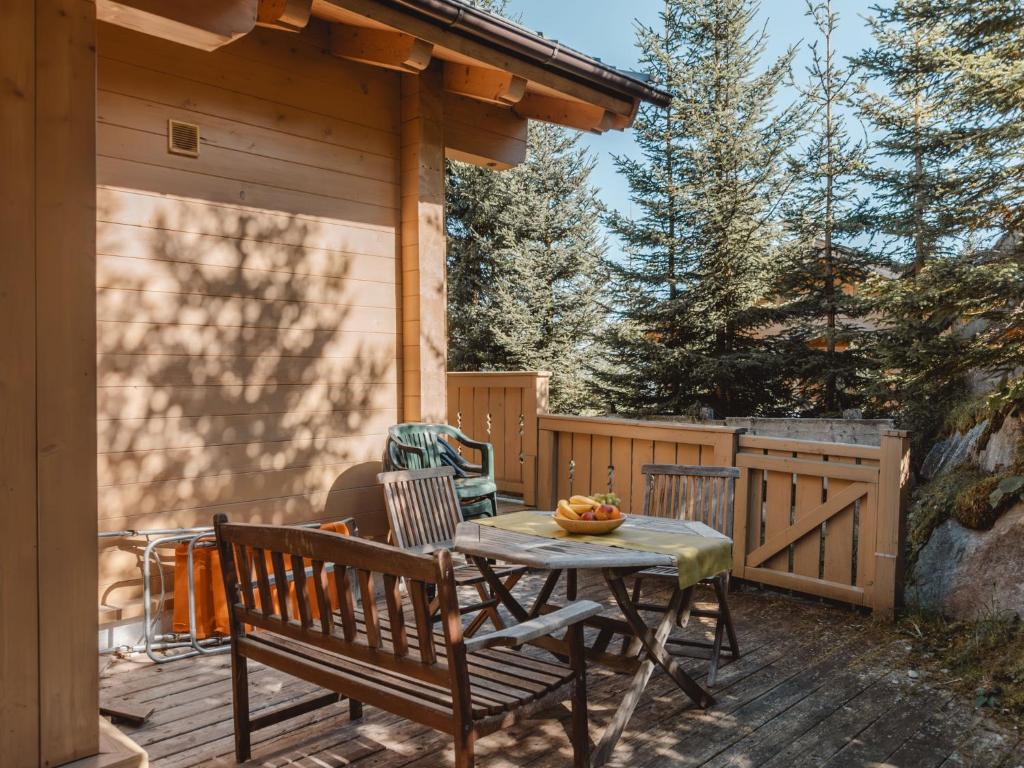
xmin=900 ymin=607 xmax=1024 ymax=724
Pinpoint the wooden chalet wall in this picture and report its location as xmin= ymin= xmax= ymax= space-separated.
xmin=96 ymin=20 xmax=410 ymax=619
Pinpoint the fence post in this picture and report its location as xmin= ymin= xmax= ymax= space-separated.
xmin=536 ymin=424 xmax=556 ymax=509
xmin=727 ymin=429 xmax=747 ymax=579
xmin=874 ymin=429 xmax=911 ymax=619
xmin=521 ymin=373 xmax=550 ymax=505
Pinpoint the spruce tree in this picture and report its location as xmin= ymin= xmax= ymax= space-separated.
xmin=851 ymin=0 xmax=952 ymax=271
xmin=856 ymin=0 xmax=1024 ymax=451
xmin=446 ymin=123 xmax=609 ymax=414
xmin=602 ymin=0 xmax=803 ymax=417
xmin=768 ymin=1 xmax=878 ymax=415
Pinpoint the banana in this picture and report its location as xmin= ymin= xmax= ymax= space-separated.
xmin=556 ymin=501 xmax=580 ymax=520
xmin=570 ymin=495 xmax=599 ymax=507
xmin=569 ymin=503 xmax=595 ymax=514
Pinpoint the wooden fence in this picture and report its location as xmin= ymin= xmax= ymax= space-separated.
xmin=531 ymin=414 xmax=910 ymax=617
xmin=446 ymin=372 xmax=550 ymax=504
xmin=535 ymin=414 xmax=739 ymax=514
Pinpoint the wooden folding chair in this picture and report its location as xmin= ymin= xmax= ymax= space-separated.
xmin=629 ymin=464 xmax=741 ymax=685
xmin=378 ymin=466 xmax=527 ymax=636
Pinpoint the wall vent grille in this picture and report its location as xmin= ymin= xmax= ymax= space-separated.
xmin=167 ymin=120 xmax=200 ymax=157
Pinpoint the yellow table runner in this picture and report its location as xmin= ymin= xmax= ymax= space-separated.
xmin=476 ymin=511 xmax=732 ymax=589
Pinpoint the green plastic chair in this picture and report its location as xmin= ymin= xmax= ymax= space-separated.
xmin=383 ymin=423 xmax=498 ymax=519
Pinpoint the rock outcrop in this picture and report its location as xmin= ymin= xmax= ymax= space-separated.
xmin=920 ymin=420 xmax=989 ymax=480
xmin=977 ymin=415 xmax=1023 ymax=473
xmin=906 ymin=501 xmax=1024 ymax=620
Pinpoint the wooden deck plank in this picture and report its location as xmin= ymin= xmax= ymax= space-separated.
xmin=100 ymin=580 xmax=1021 ymax=768
xmin=816 ymin=686 xmax=952 ymax=768
xmin=699 ymin=652 xmax=900 ymax=768
xmin=630 ymin=634 xmax=880 ymax=767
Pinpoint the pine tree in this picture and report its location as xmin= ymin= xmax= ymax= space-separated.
xmin=446 ymin=123 xmax=609 ymax=414
xmin=767 ymin=1 xmax=879 ymax=415
xmin=851 ymin=0 xmax=952 ymax=271
xmin=602 ymin=0 xmax=803 ymax=417
xmin=856 ymin=0 xmax=1024 ymax=452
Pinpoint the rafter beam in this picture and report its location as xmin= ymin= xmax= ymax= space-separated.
xmin=330 ymin=24 xmax=433 ymax=74
xmin=96 ymin=0 xmax=257 ymax=51
xmin=256 ymin=0 xmax=311 ymax=32
xmin=318 ymin=0 xmax=637 ymax=117
xmin=443 ymin=63 xmax=526 ymax=106
xmin=444 ymin=93 xmax=527 ymax=169
xmin=512 ymin=93 xmax=616 ymax=134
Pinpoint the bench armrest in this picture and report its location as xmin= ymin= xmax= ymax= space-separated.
xmin=463 ymin=601 xmax=603 ymax=653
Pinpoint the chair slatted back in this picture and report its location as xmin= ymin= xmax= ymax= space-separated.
xmin=378 ymin=467 xmax=464 ymax=550
xmin=396 ymin=428 xmax=445 ymax=470
xmin=214 ymin=515 xmax=461 ymax=687
xmin=641 ymin=464 xmax=740 ymax=538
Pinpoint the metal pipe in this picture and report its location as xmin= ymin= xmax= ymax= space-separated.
xmin=105 ymin=518 xmax=357 ymax=662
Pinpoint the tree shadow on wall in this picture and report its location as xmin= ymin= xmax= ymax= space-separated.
xmin=96 ymin=196 xmax=397 ymax=612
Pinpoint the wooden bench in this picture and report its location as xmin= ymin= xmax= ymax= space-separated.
xmin=214 ymin=513 xmax=602 ymax=767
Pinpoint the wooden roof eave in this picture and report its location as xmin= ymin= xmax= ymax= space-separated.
xmin=311 ymin=0 xmax=659 ymax=132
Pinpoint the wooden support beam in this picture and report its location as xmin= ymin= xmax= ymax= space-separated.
xmin=400 ymin=66 xmax=448 ymax=421
xmin=513 ymin=92 xmax=615 ymax=133
xmin=330 ymin=24 xmax=433 ymax=74
xmin=443 ymin=63 xmax=526 ymax=106
xmin=2 ymin=1 xmax=98 ymax=766
xmin=96 ymin=0 xmax=258 ymax=51
xmin=443 ymin=92 xmax=527 ymax=170
xmin=256 ymin=0 xmax=311 ymax=32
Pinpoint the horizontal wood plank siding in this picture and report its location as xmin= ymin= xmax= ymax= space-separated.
xmin=96 ymin=21 xmax=402 ymax=615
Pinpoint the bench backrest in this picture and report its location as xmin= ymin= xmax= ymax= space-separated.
xmin=641 ymin=464 xmax=740 ymax=538
xmin=213 ymin=514 xmax=469 ymax=694
xmin=378 ymin=467 xmax=463 ymax=550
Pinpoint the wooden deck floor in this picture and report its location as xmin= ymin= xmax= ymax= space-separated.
xmin=101 ymin=574 xmax=1023 ymax=768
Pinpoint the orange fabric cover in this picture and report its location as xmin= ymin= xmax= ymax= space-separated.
xmin=287 ymin=520 xmax=350 ymax=618
xmin=172 ymin=544 xmax=223 ymax=639
xmin=173 ymin=522 xmax=350 ymax=637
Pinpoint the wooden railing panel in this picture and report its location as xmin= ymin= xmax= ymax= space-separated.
xmin=733 ymin=431 xmax=907 ymax=615
xmin=448 ymin=389 xmax=909 ymax=616
xmin=536 ymin=415 xmax=742 ymax=518
xmin=446 ymin=371 xmax=550 ymax=504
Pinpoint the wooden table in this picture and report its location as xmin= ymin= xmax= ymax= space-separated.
xmin=454 ymin=512 xmax=725 ymax=766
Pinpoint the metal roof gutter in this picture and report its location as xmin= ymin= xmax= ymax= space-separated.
xmin=379 ymin=0 xmax=672 ymax=109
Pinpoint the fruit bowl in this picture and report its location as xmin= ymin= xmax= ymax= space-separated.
xmin=553 ymin=494 xmax=625 ymax=535
xmin=553 ymin=514 xmax=626 ymax=535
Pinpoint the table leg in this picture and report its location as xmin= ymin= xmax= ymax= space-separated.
xmin=468 ymin=556 xmax=530 ymax=623
xmin=592 ymin=571 xmax=714 ymax=767
xmin=529 ymin=569 xmax=563 ymax=618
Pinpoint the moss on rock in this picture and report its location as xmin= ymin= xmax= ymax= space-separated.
xmin=907 ymin=466 xmax=986 ymax=565
xmin=954 ymin=475 xmax=1005 ymax=530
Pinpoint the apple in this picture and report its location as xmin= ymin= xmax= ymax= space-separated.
xmin=580 ymin=510 xmax=597 ymax=521
xmin=596 ymin=504 xmax=615 ymax=521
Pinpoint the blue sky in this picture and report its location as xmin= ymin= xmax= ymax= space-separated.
xmin=507 ymin=0 xmax=880 ymax=251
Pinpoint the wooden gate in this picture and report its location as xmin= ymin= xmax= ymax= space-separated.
xmin=732 ymin=430 xmax=909 ymax=616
